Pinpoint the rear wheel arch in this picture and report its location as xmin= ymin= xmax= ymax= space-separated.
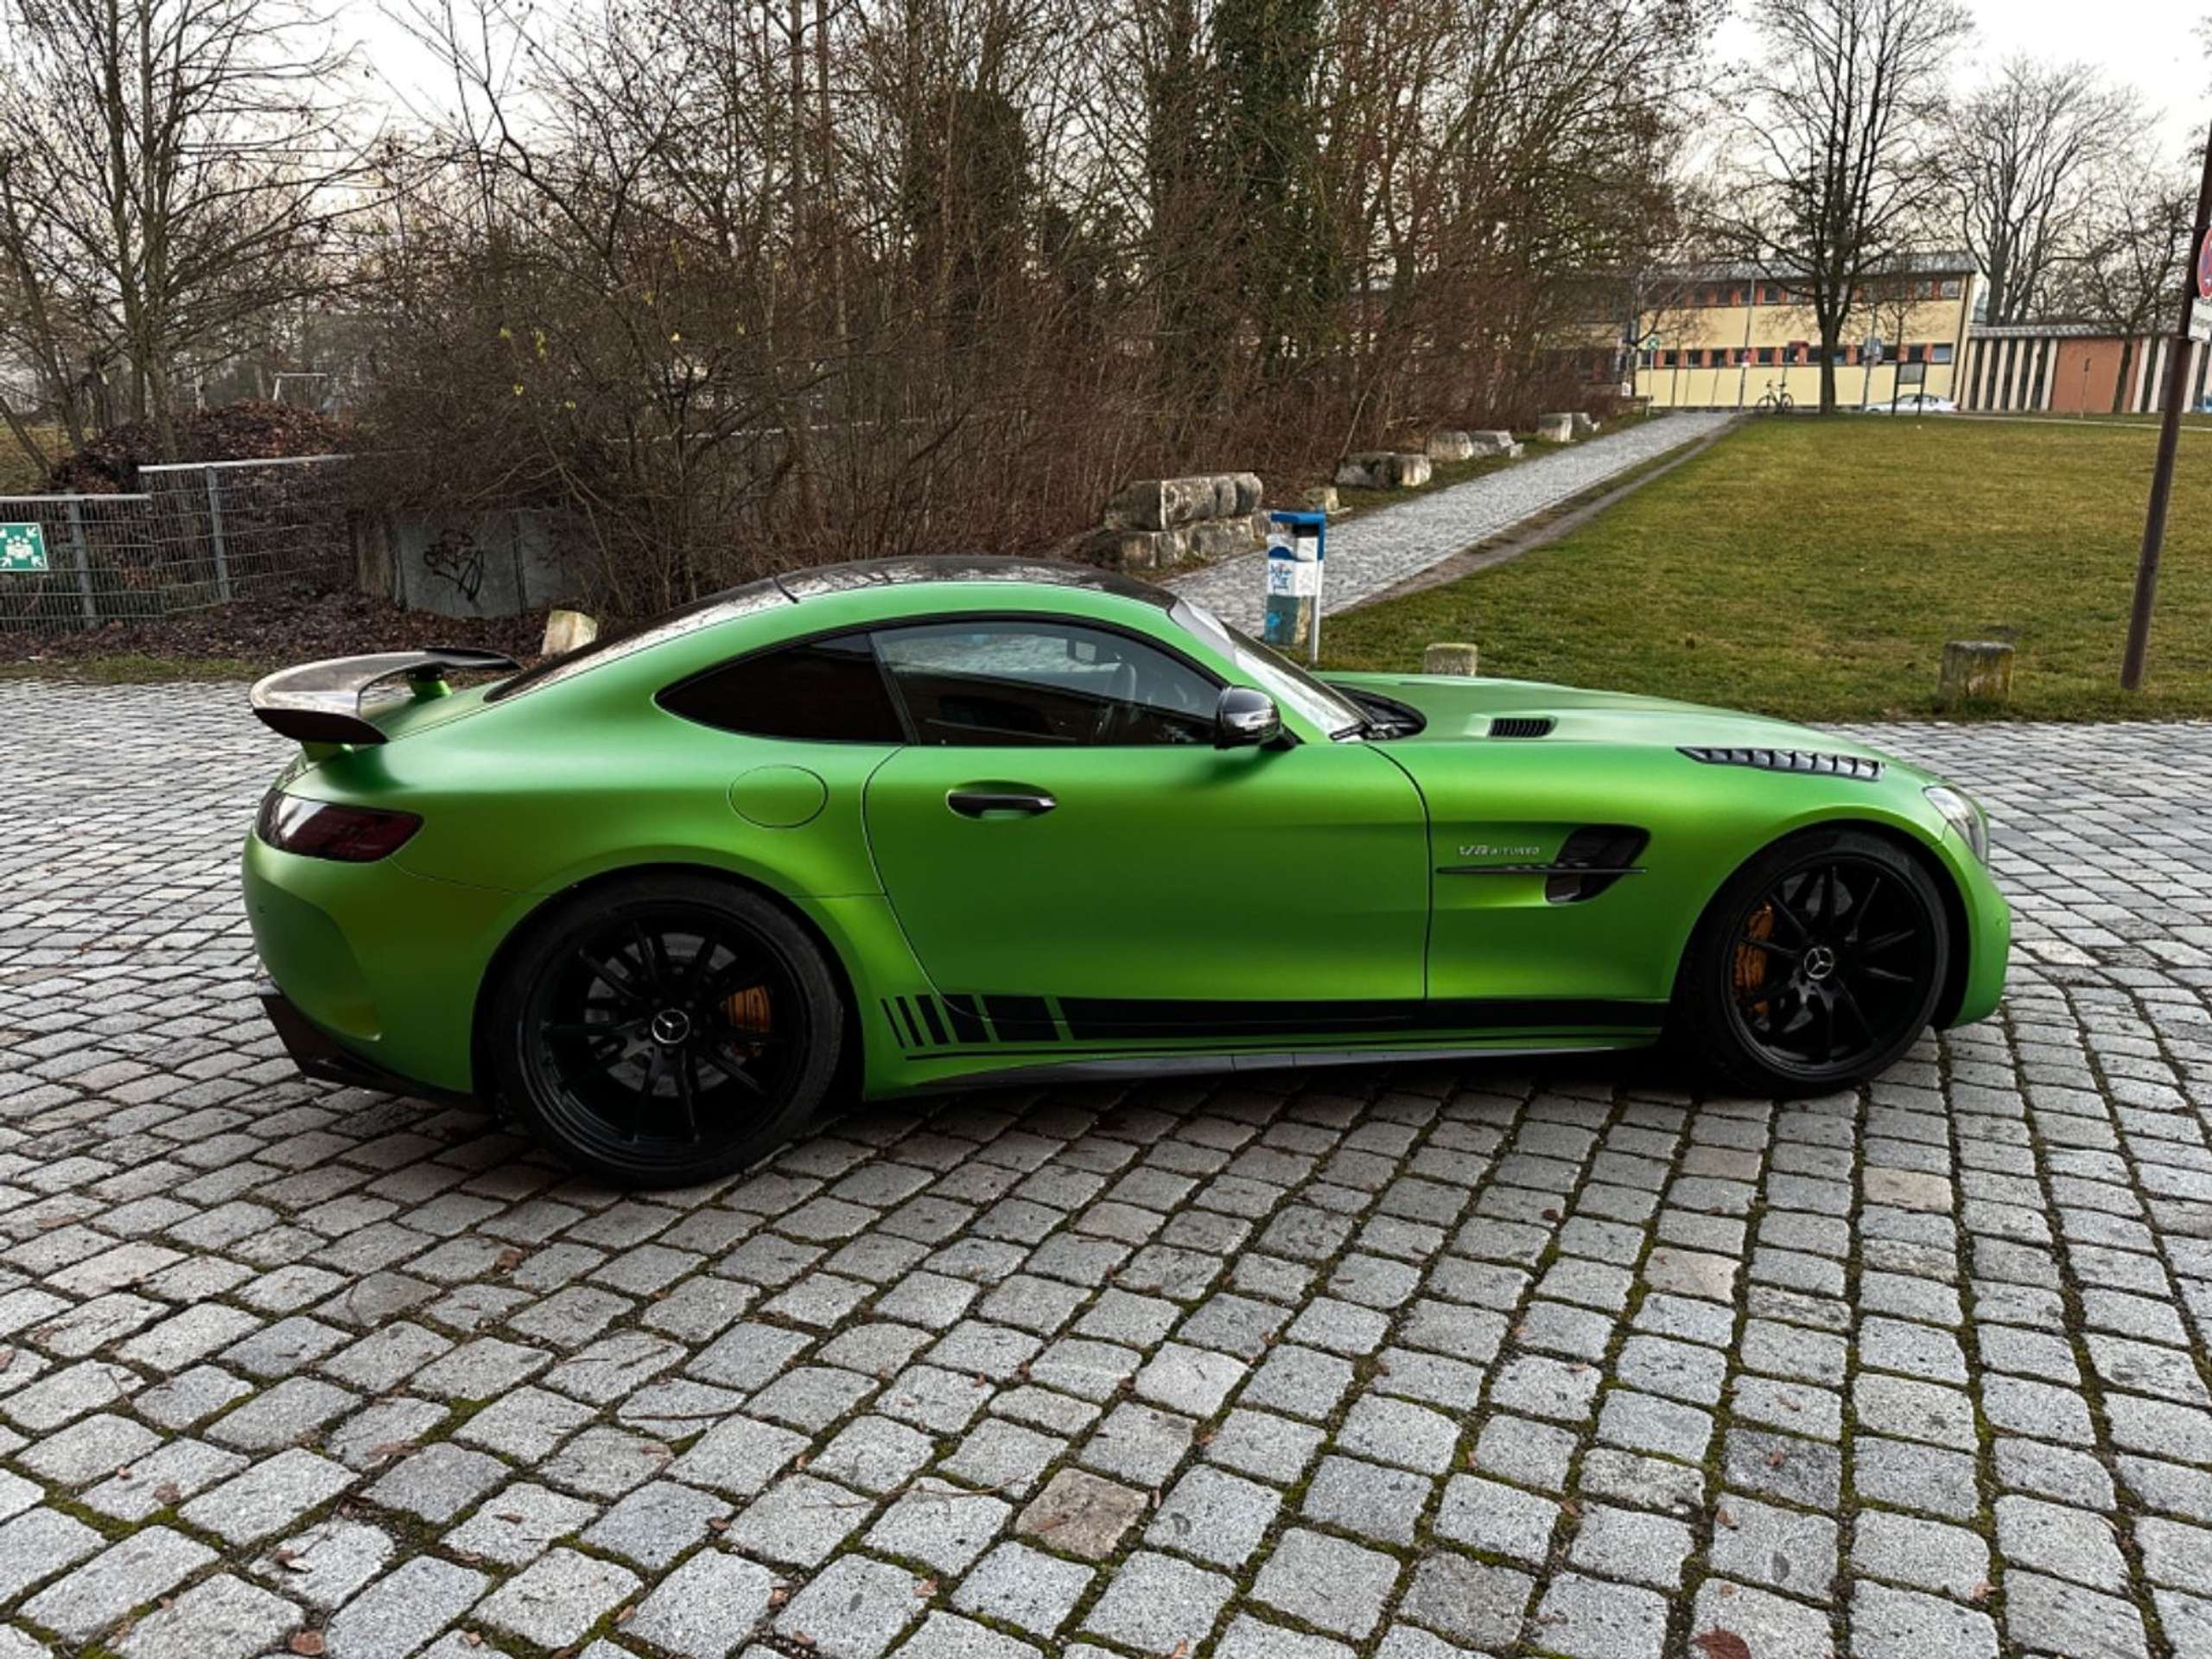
xmin=469 ymin=861 xmax=866 ymax=1110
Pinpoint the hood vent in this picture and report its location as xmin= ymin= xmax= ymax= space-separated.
xmin=1487 ymin=716 xmax=1554 ymax=739
xmin=1681 ymin=746 xmax=1883 ymax=781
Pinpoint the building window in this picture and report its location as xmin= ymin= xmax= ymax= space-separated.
xmin=1930 ymin=343 xmax=1955 ymax=364
xmin=1941 ymin=279 xmax=1961 ymax=299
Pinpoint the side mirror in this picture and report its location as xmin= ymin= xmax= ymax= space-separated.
xmin=1215 ymin=686 xmax=1282 ymax=748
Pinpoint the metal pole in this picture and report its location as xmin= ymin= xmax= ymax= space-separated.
xmin=1309 ymin=518 xmax=1326 ymax=666
xmin=64 ymin=499 xmax=93 ymax=624
xmin=1738 ymin=287 xmax=1754 ymax=409
xmin=203 ymin=467 xmax=232 ymax=602
xmin=2122 ymin=117 xmax=2212 ymax=691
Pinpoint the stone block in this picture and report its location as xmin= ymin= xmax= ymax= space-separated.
xmin=1186 ymin=520 xmax=1257 ymax=562
xmin=1105 ymin=476 xmax=1216 ymax=531
xmin=1336 ymin=451 xmax=1432 ymax=490
xmin=1537 ymin=412 xmax=1575 ymax=442
xmin=1468 ymin=429 xmax=1519 ymax=456
xmin=1424 ymin=642 xmax=1478 ymax=677
xmin=1079 ymin=525 xmax=1188 ymax=572
xmin=1571 ymin=410 xmax=1599 ymax=435
xmin=1426 ymin=429 xmax=1477 ymax=461
xmin=541 ymin=608 xmax=597 ymax=655
xmin=1301 ymin=485 xmax=1339 ymax=512
xmin=1940 ymin=639 xmax=2013 ymax=705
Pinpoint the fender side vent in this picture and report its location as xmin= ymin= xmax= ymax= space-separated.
xmin=1547 ymin=825 xmax=1649 ymax=903
xmin=1681 ymin=745 xmax=1883 ymax=781
xmin=1487 ymin=716 xmax=1554 ymax=739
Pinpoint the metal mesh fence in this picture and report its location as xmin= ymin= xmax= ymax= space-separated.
xmin=0 ymin=454 xmax=351 ymax=633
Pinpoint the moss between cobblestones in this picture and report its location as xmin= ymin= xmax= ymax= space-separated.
xmin=21 ymin=894 xmax=2208 ymax=1659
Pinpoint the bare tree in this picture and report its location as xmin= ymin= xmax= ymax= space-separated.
xmin=2057 ymin=156 xmax=2194 ymax=412
xmin=0 ymin=0 xmax=370 ymax=459
xmin=1715 ymin=0 xmax=1972 ymax=412
xmin=356 ymin=0 xmax=1716 ymax=614
xmin=1944 ymin=58 xmax=2140 ymax=325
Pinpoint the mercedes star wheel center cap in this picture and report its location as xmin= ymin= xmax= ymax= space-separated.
xmin=650 ymin=1007 xmax=693 ymax=1046
xmin=1802 ymin=944 xmax=1839 ymax=982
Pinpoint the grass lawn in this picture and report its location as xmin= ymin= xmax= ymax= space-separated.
xmin=0 ymin=423 xmax=64 ymax=493
xmin=1320 ymin=415 xmax=2212 ymax=721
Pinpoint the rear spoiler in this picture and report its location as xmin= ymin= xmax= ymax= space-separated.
xmin=249 ymin=647 xmax=521 ymax=747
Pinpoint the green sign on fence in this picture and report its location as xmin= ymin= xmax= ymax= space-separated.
xmin=0 ymin=523 xmax=48 ymax=573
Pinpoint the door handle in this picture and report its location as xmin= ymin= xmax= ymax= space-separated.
xmin=947 ymin=787 xmax=1056 ymax=818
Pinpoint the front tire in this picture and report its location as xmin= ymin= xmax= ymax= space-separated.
xmin=1674 ymin=829 xmax=1948 ymax=1096
xmin=489 ymin=875 xmax=844 ymax=1188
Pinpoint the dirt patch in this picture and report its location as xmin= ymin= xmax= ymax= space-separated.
xmin=0 ymin=586 xmax=548 ymax=680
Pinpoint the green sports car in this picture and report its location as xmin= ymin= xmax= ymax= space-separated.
xmin=244 ymin=556 xmax=2008 ymax=1187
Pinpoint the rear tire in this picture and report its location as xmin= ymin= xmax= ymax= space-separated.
xmin=1673 ymin=828 xmax=1948 ymax=1097
xmin=489 ymin=874 xmax=843 ymax=1188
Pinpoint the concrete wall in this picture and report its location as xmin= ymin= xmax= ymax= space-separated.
xmin=354 ymin=508 xmax=586 ymax=619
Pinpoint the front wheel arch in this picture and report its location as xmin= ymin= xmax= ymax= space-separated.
xmin=1670 ymin=823 xmax=1956 ymax=1094
xmin=1822 ymin=821 xmax=1972 ymax=1028
xmin=469 ymin=861 xmax=865 ymax=1115
xmin=1673 ymin=817 xmax=1973 ymax=1028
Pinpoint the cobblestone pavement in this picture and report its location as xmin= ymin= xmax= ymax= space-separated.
xmin=4 ymin=678 xmax=2212 ymax=1659
xmin=1167 ymin=412 xmax=1736 ymax=633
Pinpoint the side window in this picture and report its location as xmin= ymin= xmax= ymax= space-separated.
xmin=875 ymin=619 xmax=1217 ymax=747
xmin=659 ymin=632 xmax=905 ymax=741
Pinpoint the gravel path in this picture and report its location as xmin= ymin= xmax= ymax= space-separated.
xmin=1168 ymin=411 xmax=1737 ymax=632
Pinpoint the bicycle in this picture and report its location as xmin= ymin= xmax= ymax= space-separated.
xmin=1753 ymin=381 xmax=1794 ymax=415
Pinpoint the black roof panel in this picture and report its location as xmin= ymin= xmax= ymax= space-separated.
xmin=777 ymin=556 xmax=1175 ymax=608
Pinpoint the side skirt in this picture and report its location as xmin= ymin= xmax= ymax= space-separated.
xmin=900 ymin=1036 xmax=1656 ymax=1095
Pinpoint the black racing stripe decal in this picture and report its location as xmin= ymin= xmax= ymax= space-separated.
xmin=895 ymin=998 xmax=926 ymax=1048
xmin=940 ymin=995 xmax=990 ymax=1044
xmin=918 ymin=997 xmax=950 ymax=1046
xmin=982 ymin=995 xmax=1057 ymax=1042
xmin=880 ymin=998 xmax=916 ymax=1051
xmin=1055 ymin=995 xmax=1660 ymax=1042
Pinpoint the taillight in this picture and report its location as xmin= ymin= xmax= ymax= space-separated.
xmin=256 ymin=791 xmax=422 ymax=861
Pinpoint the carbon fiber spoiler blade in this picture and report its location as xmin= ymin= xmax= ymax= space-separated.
xmin=249 ymin=647 xmax=521 ymax=747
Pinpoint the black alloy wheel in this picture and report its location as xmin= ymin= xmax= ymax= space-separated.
xmin=1678 ymin=829 xmax=1949 ymax=1096
xmin=493 ymin=877 xmax=842 ymax=1186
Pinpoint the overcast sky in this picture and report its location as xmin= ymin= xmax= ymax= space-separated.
xmin=1714 ymin=0 xmax=2208 ymax=157
xmin=353 ymin=0 xmax=2209 ymax=157
xmin=1961 ymin=0 xmax=2206 ymax=151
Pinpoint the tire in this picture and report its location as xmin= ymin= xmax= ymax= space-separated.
xmin=488 ymin=874 xmax=845 ymax=1188
xmin=1672 ymin=828 xmax=1948 ymax=1097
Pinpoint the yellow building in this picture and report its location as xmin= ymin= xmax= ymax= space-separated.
xmin=1629 ymin=252 xmax=1980 ymax=410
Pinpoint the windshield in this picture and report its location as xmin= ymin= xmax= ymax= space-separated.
xmin=1171 ymin=599 xmax=1367 ymax=739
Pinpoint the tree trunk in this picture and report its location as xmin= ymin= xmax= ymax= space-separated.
xmin=143 ymin=351 xmax=181 ymax=461
xmin=2112 ymin=338 xmax=2135 ymax=416
xmin=1818 ymin=331 xmax=1839 ymax=414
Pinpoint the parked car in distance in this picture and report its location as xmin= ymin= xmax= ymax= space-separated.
xmin=1866 ymin=392 xmax=1957 ymax=416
